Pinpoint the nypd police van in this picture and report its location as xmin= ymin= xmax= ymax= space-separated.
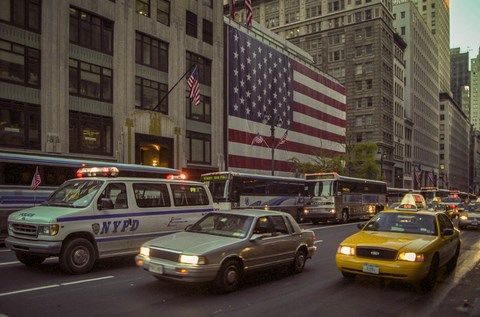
xmin=5 ymin=167 xmax=214 ymax=274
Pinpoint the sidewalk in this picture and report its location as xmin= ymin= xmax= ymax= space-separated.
xmin=432 ymin=262 xmax=480 ymax=316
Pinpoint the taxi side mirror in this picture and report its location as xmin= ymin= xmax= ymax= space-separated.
xmin=442 ymin=228 xmax=454 ymax=236
xmin=98 ymin=198 xmax=113 ymax=210
xmin=185 ymin=224 xmax=193 ymax=231
xmin=357 ymin=223 xmax=366 ymax=230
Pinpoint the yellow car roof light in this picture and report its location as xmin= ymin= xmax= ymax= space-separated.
xmin=76 ymin=167 xmax=119 ymax=178
xmin=395 ymin=193 xmax=427 ymax=211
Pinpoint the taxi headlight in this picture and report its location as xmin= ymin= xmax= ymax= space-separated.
xmin=38 ymin=224 xmax=59 ymax=236
xmin=179 ymin=254 xmax=207 ymax=265
xmin=337 ymin=246 xmax=355 ymax=256
xmin=460 ymin=215 xmax=468 ymax=220
xmin=398 ymin=252 xmax=424 ymax=262
xmin=140 ymin=247 xmax=150 ymax=257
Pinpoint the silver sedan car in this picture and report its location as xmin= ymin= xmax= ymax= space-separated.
xmin=136 ymin=210 xmax=316 ymax=292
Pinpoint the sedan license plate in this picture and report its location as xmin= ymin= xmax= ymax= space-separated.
xmin=363 ymin=264 xmax=379 ymax=275
xmin=149 ymin=263 xmax=164 ymax=274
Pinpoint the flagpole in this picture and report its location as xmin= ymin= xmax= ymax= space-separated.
xmin=271 ymin=122 xmax=275 ymax=176
xmin=151 ymin=64 xmax=197 ymax=112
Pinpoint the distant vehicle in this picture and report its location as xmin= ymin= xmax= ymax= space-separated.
xmin=136 ymin=209 xmax=316 ymax=293
xmin=303 ymin=173 xmax=387 ymax=224
xmin=459 ymin=203 xmax=480 ymax=230
xmin=201 ymin=172 xmax=306 ymax=222
xmin=0 ymin=152 xmax=180 ymax=242
xmin=6 ymin=167 xmax=212 ymax=274
xmin=387 ymin=187 xmax=411 ymax=206
xmin=418 ymin=187 xmax=449 ymax=204
xmin=336 ymin=194 xmax=460 ymax=292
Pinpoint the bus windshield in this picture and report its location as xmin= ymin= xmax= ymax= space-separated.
xmin=308 ymin=180 xmax=334 ymax=197
xmin=43 ymin=180 xmax=103 ymax=208
xmin=206 ymin=180 xmax=228 ymax=203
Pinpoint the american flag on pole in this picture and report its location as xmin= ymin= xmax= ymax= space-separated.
xmin=187 ymin=66 xmax=200 ymax=106
xmin=227 ymin=26 xmax=346 ymax=174
xmin=251 ymin=133 xmax=265 ymax=145
xmin=245 ymin=0 xmax=253 ymax=27
xmin=31 ymin=167 xmax=41 ymax=190
xmin=276 ymin=130 xmax=288 ymax=148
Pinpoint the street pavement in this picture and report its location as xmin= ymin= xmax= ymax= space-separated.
xmin=1 ymin=222 xmax=480 ymax=317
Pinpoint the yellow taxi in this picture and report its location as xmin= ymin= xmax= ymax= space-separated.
xmin=335 ymin=194 xmax=460 ymax=291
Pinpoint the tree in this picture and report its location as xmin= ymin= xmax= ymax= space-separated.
xmin=290 ymin=142 xmax=381 ymax=180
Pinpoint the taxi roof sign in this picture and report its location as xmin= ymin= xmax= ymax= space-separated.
xmin=395 ymin=193 xmax=427 ymax=211
xmin=76 ymin=167 xmax=119 ymax=178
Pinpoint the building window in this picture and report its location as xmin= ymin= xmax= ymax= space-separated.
xmin=0 ymin=39 xmax=40 ymax=87
xmin=135 ymin=77 xmax=168 ymax=114
xmin=186 ymin=11 xmax=197 ymax=38
xmin=136 ymin=0 xmax=150 ymax=17
xmin=0 ymin=99 xmax=40 ymax=149
xmin=366 ymin=79 xmax=372 ymax=89
xmin=135 ymin=32 xmax=169 ymax=72
xmin=366 ymin=96 xmax=373 ymax=107
xmin=186 ymin=51 xmax=211 ymax=86
xmin=69 ymin=111 xmax=112 ymax=156
xmin=69 ymin=59 xmax=112 ymax=102
xmin=400 ymin=11 xmax=405 ymax=18
xmin=0 ymin=0 xmax=41 ymax=32
xmin=69 ymin=7 xmax=113 ymax=55
xmin=401 ymin=26 xmax=405 ymax=35
xmin=186 ymin=93 xmax=210 ymax=123
xmin=186 ymin=131 xmax=211 ymax=164
xmin=203 ymin=0 xmax=213 ymax=7
xmin=156 ymin=0 xmax=170 ymax=26
xmin=440 ymin=114 xmax=444 ymax=121
xmin=202 ymin=19 xmax=213 ymax=45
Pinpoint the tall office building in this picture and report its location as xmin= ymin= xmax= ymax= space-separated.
xmin=393 ymin=0 xmax=440 ymax=189
xmin=0 ymin=0 xmax=224 ymax=179
xmin=413 ymin=0 xmax=450 ymax=94
xmin=472 ymin=48 xmax=480 ymax=130
xmin=450 ymin=47 xmax=470 ymax=116
xmin=242 ymin=0 xmax=397 ymax=185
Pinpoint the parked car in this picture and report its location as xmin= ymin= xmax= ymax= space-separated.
xmin=136 ymin=210 xmax=316 ymax=292
xmin=336 ymin=194 xmax=460 ymax=292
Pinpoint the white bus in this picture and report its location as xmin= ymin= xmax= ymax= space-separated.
xmin=303 ymin=172 xmax=387 ymax=224
xmin=201 ymin=172 xmax=307 ymax=222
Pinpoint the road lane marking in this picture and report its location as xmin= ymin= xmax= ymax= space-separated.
xmin=314 ymin=240 xmax=323 ymax=244
xmin=308 ymin=222 xmax=358 ymax=231
xmin=0 ymin=257 xmax=58 ymax=267
xmin=0 ymin=285 xmax=59 ymax=297
xmin=0 ymin=249 xmax=12 ymax=253
xmin=0 ymin=275 xmax=115 ymax=297
xmin=60 ymin=276 xmax=114 ymax=286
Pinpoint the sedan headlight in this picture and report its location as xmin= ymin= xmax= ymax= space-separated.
xmin=38 ymin=224 xmax=60 ymax=236
xmin=337 ymin=246 xmax=355 ymax=256
xmin=179 ymin=254 xmax=207 ymax=265
xmin=140 ymin=247 xmax=150 ymax=257
xmin=397 ymin=252 xmax=424 ymax=262
xmin=460 ymin=215 xmax=468 ymax=220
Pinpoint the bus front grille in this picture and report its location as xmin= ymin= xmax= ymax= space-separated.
xmin=11 ymin=223 xmax=38 ymax=237
xmin=356 ymin=247 xmax=397 ymax=260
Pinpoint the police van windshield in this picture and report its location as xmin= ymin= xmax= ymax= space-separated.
xmin=308 ymin=180 xmax=334 ymax=197
xmin=43 ymin=180 xmax=103 ymax=208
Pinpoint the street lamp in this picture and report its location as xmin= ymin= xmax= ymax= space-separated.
xmin=376 ymin=148 xmax=385 ymax=181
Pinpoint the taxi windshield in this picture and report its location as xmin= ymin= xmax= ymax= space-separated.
xmin=187 ymin=213 xmax=254 ymax=239
xmin=363 ymin=213 xmax=437 ymax=236
xmin=43 ymin=180 xmax=103 ymax=208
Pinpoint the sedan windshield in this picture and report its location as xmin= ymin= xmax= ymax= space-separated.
xmin=186 ymin=213 xmax=254 ymax=239
xmin=43 ymin=180 xmax=103 ymax=208
xmin=363 ymin=212 xmax=437 ymax=236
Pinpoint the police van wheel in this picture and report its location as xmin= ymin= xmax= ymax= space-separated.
xmin=60 ymin=238 xmax=96 ymax=274
xmin=16 ymin=252 xmax=46 ymax=266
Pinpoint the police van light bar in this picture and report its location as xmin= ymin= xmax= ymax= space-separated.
xmin=167 ymin=173 xmax=187 ymax=180
xmin=76 ymin=167 xmax=119 ymax=178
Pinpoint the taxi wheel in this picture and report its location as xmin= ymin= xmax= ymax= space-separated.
xmin=446 ymin=244 xmax=460 ymax=274
xmin=420 ymin=254 xmax=439 ymax=292
xmin=214 ymin=259 xmax=242 ymax=293
xmin=60 ymin=238 xmax=96 ymax=274
xmin=291 ymin=249 xmax=307 ymax=274
xmin=16 ymin=252 xmax=46 ymax=266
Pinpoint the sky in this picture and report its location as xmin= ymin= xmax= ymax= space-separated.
xmin=450 ymin=0 xmax=480 ymax=56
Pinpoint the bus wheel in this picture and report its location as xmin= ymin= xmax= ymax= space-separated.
xmin=341 ymin=210 xmax=349 ymax=223
xmin=60 ymin=238 xmax=96 ymax=274
xmin=16 ymin=252 xmax=46 ymax=266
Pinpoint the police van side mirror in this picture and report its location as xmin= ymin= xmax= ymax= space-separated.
xmin=98 ymin=198 xmax=113 ymax=210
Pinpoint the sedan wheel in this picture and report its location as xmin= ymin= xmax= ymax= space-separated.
xmin=214 ymin=259 xmax=241 ymax=293
xmin=291 ymin=249 xmax=307 ymax=274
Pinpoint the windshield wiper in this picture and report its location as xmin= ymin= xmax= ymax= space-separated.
xmin=42 ymin=201 xmax=74 ymax=207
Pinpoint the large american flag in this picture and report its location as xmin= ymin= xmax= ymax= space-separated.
xmin=227 ymin=26 xmax=346 ymax=175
